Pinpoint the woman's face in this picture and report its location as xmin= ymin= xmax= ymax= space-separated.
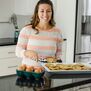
xmin=38 ymin=4 xmax=52 ymax=24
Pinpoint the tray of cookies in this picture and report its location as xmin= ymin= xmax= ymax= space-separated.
xmin=40 ymin=63 xmax=91 ymax=73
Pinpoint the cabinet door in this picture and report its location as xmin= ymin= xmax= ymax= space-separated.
xmin=14 ymin=0 xmax=38 ymax=15
xmin=9 ymin=76 xmax=24 ymax=91
xmin=0 ymin=57 xmax=21 ymax=76
xmin=0 ymin=45 xmax=16 ymax=59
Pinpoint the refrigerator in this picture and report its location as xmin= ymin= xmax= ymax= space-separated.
xmin=75 ymin=0 xmax=91 ymax=63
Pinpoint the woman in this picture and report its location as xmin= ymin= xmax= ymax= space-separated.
xmin=16 ymin=0 xmax=63 ymax=66
xmin=15 ymin=0 xmax=63 ymax=88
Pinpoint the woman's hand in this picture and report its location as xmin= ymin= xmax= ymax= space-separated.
xmin=24 ymin=50 xmax=38 ymax=61
xmin=45 ymin=56 xmax=57 ymax=63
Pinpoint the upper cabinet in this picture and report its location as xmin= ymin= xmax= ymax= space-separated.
xmin=0 ymin=0 xmax=14 ymax=22
xmin=14 ymin=0 xmax=38 ymax=15
xmin=0 ymin=0 xmax=57 ymax=20
xmin=14 ymin=0 xmax=57 ymax=15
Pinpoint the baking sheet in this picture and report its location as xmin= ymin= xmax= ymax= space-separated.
xmin=40 ymin=63 xmax=91 ymax=73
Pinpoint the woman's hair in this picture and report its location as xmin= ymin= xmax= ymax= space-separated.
xmin=30 ymin=0 xmax=56 ymax=34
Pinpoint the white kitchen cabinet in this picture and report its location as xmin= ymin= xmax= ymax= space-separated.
xmin=0 ymin=45 xmax=21 ymax=76
xmin=14 ymin=0 xmax=57 ymax=15
xmin=14 ymin=0 xmax=38 ymax=15
xmin=0 ymin=0 xmax=14 ymax=22
xmin=0 ymin=58 xmax=21 ymax=76
xmin=0 ymin=45 xmax=17 ymax=59
xmin=0 ymin=45 xmax=23 ymax=91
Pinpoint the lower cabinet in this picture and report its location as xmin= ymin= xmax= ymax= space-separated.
xmin=0 ymin=75 xmax=23 ymax=91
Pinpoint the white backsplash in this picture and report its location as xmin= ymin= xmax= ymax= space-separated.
xmin=16 ymin=15 xmax=32 ymax=30
xmin=0 ymin=15 xmax=32 ymax=38
xmin=0 ymin=23 xmax=14 ymax=38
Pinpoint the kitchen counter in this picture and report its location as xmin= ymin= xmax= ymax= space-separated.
xmin=30 ymin=62 xmax=91 ymax=91
xmin=15 ymin=62 xmax=91 ymax=91
xmin=34 ymin=71 xmax=91 ymax=91
xmin=36 ymin=79 xmax=91 ymax=91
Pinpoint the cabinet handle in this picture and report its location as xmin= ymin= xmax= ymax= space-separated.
xmin=8 ymin=65 xmax=18 ymax=68
xmin=8 ymin=52 xmax=15 ymax=54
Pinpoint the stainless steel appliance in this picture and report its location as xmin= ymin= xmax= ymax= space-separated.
xmin=74 ymin=0 xmax=91 ymax=63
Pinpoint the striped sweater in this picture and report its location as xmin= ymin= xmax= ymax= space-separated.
xmin=15 ymin=25 xmax=63 ymax=66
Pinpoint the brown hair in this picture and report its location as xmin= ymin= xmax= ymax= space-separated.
xmin=30 ymin=0 xmax=55 ymax=34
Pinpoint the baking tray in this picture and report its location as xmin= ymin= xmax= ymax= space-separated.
xmin=40 ymin=63 xmax=91 ymax=74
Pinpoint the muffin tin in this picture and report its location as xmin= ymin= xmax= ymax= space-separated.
xmin=16 ymin=69 xmax=45 ymax=79
xmin=16 ymin=69 xmax=45 ymax=87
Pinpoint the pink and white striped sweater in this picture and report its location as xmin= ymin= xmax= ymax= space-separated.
xmin=15 ymin=25 xmax=63 ymax=66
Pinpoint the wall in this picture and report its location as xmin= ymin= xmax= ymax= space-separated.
xmin=55 ymin=0 xmax=76 ymax=63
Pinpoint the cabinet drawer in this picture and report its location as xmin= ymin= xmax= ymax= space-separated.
xmin=0 ymin=46 xmax=16 ymax=58
xmin=0 ymin=58 xmax=21 ymax=76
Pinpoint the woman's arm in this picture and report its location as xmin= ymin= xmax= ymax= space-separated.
xmin=15 ymin=26 xmax=38 ymax=61
xmin=55 ymin=30 xmax=63 ymax=61
xmin=15 ymin=27 xmax=29 ymax=58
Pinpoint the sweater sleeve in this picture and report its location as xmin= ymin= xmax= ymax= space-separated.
xmin=15 ymin=27 xmax=30 ymax=58
xmin=55 ymin=29 xmax=63 ymax=60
